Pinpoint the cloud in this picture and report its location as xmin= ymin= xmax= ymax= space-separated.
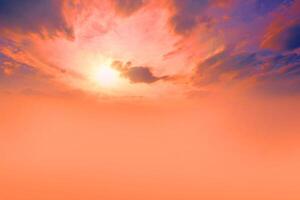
xmin=169 ymin=0 xmax=232 ymax=35
xmin=259 ymin=53 xmax=300 ymax=79
xmin=170 ymin=0 xmax=210 ymax=34
xmin=193 ymin=50 xmax=261 ymax=85
xmin=0 ymin=0 xmax=73 ymax=39
xmin=255 ymin=0 xmax=294 ymax=15
xmin=124 ymin=67 xmax=160 ymax=83
xmin=186 ymin=0 xmax=300 ymax=95
xmin=0 ymin=51 xmax=81 ymax=96
xmin=262 ymin=22 xmax=300 ymax=51
xmin=192 ymin=49 xmax=300 ymax=94
xmin=112 ymin=61 xmax=167 ymax=83
xmin=113 ymin=0 xmax=145 ymax=17
xmin=0 ymin=52 xmax=51 ymax=91
xmin=0 ymin=0 xmax=299 ymax=98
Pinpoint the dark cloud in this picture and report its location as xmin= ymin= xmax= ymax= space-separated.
xmin=264 ymin=53 xmax=300 ymax=70
xmin=260 ymin=53 xmax=300 ymax=81
xmin=255 ymin=0 xmax=294 ymax=15
xmin=114 ymin=0 xmax=145 ymax=17
xmin=112 ymin=61 xmax=167 ymax=84
xmin=125 ymin=66 xmax=163 ymax=83
xmin=193 ymin=50 xmax=300 ymax=93
xmin=227 ymin=0 xmax=293 ymax=26
xmin=170 ymin=0 xmax=210 ymax=34
xmin=263 ymin=23 xmax=300 ymax=51
xmin=194 ymin=50 xmax=261 ymax=85
xmin=0 ymin=0 xmax=73 ymax=38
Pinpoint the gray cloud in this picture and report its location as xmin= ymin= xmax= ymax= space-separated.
xmin=170 ymin=0 xmax=210 ymax=34
xmin=112 ymin=61 xmax=167 ymax=84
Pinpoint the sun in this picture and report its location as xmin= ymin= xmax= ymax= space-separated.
xmin=92 ymin=65 xmax=121 ymax=88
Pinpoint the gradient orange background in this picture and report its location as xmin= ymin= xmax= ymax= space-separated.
xmin=1 ymin=93 xmax=300 ymax=200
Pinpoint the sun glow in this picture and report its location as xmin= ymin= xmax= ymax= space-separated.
xmin=92 ymin=65 xmax=121 ymax=88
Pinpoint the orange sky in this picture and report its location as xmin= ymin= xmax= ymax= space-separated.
xmin=1 ymin=93 xmax=300 ymax=199
xmin=1 ymin=0 xmax=300 ymax=199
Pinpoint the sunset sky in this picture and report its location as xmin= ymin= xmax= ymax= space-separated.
xmin=1 ymin=0 xmax=300 ymax=199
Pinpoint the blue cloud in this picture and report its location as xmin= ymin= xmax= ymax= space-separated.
xmin=194 ymin=50 xmax=300 ymax=93
xmin=255 ymin=0 xmax=294 ymax=15
xmin=0 ymin=0 xmax=73 ymax=38
xmin=263 ymin=23 xmax=300 ymax=51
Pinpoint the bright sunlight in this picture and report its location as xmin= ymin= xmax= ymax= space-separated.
xmin=92 ymin=65 xmax=121 ymax=88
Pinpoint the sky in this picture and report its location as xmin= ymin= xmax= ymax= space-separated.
xmin=1 ymin=0 xmax=300 ymax=199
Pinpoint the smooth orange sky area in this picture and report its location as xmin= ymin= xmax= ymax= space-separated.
xmin=1 ymin=93 xmax=300 ymax=200
xmin=1 ymin=0 xmax=300 ymax=199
